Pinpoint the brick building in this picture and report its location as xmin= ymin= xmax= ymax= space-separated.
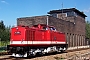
xmin=17 ymin=8 xmax=87 ymax=47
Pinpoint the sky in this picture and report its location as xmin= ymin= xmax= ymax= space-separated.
xmin=0 ymin=0 xmax=90 ymax=26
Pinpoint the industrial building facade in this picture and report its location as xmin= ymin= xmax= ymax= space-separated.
xmin=17 ymin=8 xmax=87 ymax=47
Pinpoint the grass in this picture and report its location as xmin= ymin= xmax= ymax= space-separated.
xmin=0 ymin=41 xmax=10 ymax=47
xmin=0 ymin=41 xmax=9 ymax=52
xmin=0 ymin=50 xmax=6 ymax=52
xmin=54 ymin=56 xmax=66 ymax=60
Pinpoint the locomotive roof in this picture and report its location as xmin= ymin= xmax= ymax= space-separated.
xmin=33 ymin=24 xmax=54 ymax=27
xmin=16 ymin=24 xmax=55 ymax=28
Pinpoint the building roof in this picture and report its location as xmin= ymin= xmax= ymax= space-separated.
xmin=48 ymin=8 xmax=87 ymax=17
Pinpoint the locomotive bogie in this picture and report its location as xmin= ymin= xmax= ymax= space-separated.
xmin=8 ymin=45 xmax=67 ymax=57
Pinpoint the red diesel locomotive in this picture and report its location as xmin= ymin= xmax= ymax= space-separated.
xmin=7 ymin=24 xmax=68 ymax=57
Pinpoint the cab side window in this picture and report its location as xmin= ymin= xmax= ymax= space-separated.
xmin=43 ymin=27 xmax=48 ymax=30
xmin=50 ymin=27 xmax=56 ymax=31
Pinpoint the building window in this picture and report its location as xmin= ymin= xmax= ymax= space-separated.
xmin=50 ymin=13 xmax=57 ymax=18
xmin=67 ymin=11 xmax=74 ymax=17
xmin=67 ymin=11 xmax=78 ymax=17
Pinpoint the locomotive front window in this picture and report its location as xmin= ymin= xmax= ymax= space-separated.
xmin=14 ymin=31 xmax=21 ymax=35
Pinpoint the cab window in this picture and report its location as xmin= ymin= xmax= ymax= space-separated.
xmin=50 ymin=27 xmax=56 ymax=31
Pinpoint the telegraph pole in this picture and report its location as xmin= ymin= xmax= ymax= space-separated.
xmin=62 ymin=2 xmax=63 ymax=14
xmin=61 ymin=2 xmax=63 ymax=19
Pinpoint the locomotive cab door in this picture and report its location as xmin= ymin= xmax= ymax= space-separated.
xmin=49 ymin=27 xmax=57 ymax=44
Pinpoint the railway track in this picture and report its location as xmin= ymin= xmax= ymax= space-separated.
xmin=0 ymin=48 xmax=90 ymax=60
xmin=0 ymin=51 xmax=8 ymax=56
xmin=0 ymin=47 xmax=89 ymax=56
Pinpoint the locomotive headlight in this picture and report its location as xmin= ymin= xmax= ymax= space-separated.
xmin=10 ymin=39 xmax=13 ymax=44
xmin=16 ymin=27 xmax=18 ymax=30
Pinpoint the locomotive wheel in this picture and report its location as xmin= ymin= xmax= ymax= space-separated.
xmin=38 ymin=51 xmax=45 ymax=55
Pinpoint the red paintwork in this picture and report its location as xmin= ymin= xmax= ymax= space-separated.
xmin=11 ymin=26 xmax=26 ymax=41
xmin=10 ymin=24 xmax=66 ymax=46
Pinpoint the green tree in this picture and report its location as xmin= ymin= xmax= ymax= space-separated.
xmin=0 ymin=20 xmax=10 ymax=46
xmin=86 ymin=21 xmax=90 ymax=39
xmin=0 ymin=20 xmax=5 ymax=30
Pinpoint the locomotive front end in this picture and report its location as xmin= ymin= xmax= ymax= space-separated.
xmin=7 ymin=26 xmax=29 ymax=57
